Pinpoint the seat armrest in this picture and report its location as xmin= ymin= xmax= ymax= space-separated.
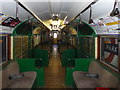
xmin=9 ymin=74 xmax=24 ymax=80
xmin=66 ymin=58 xmax=75 ymax=67
xmin=84 ymin=73 xmax=99 ymax=78
xmin=34 ymin=58 xmax=44 ymax=68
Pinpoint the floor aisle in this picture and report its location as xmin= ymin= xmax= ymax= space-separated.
xmin=44 ymin=44 xmax=67 ymax=88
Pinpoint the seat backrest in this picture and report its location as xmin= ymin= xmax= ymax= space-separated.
xmin=88 ymin=60 xmax=118 ymax=88
xmin=17 ymin=59 xmax=35 ymax=71
xmin=2 ymin=61 xmax=19 ymax=88
xmin=62 ymin=49 xmax=75 ymax=59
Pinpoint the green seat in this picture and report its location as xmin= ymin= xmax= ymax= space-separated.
xmin=61 ymin=49 xmax=75 ymax=67
xmin=31 ymin=49 xmax=49 ymax=67
xmin=65 ymin=58 xmax=94 ymax=86
xmin=61 ymin=49 xmax=90 ymax=67
xmin=17 ymin=59 xmax=45 ymax=86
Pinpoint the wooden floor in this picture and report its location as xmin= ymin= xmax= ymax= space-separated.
xmin=44 ymin=44 xmax=67 ymax=88
xmin=36 ymin=43 xmax=74 ymax=88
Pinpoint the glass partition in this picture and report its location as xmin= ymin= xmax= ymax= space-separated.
xmin=78 ymin=36 xmax=95 ymax=58
xmin=13 ymin=35 xmax=31 ymax=59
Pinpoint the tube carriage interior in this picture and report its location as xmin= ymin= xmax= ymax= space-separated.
xmin=0 ymin=0 xmax=120 ymax=89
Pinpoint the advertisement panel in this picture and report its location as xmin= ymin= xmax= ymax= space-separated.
xmin=100 ymin=37 xmax=119 ymax=69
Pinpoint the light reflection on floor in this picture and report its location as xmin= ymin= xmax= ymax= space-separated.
xmin=52 ymin=44 xmax=59 ymax=55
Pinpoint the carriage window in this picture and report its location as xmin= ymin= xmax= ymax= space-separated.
xmin=0 ymin=35 xmax=8 ymax=64
xmin=100 ymin=37 xmax=119 ymax=70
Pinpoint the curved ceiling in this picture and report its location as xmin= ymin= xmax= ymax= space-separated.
xmin=1 ymin=0 xmax=119 ymax=31
xmin=17 ymin=0 xmax=95 ymax=30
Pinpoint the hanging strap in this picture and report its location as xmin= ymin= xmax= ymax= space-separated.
xmin=79 ymin=14 xmax=81 ymax=21
xmin=28 ymin=14 xmax=31 ymax=22
xmin=89 ymin=5 xmax=92 ymax=21
xmin=16 ymin=1 xmax=19 ymax=20
xmin=88 ymin=5 xmax=93 ymax=24
xmin=79 ymin=14 xmax=82 ymax=24
xmin=113 ymin=0 xmax=118 ymax=10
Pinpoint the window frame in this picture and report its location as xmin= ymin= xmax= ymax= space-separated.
xmin=0 ymin=35 xmax=8 ymax=65
xmin=99 ymin=36 xmax=120 ymax=73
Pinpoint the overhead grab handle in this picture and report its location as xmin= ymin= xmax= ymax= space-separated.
xmin=110 ymin=0 xmax=119 ymax=16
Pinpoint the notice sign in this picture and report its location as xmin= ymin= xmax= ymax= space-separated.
xmin=90 ymin=16 xmax=120 ymax=35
